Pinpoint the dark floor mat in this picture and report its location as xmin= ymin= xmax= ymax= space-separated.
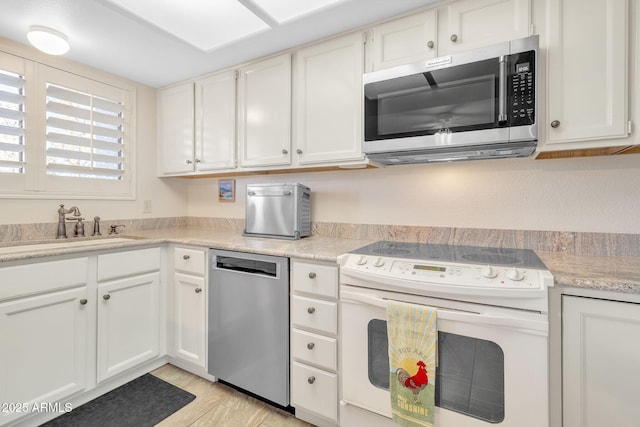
xmin=41 ymin=373 xmax=196 ymax=427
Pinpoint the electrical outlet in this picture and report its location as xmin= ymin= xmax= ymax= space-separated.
xmin=143 ymin=200 xmax=152 ymax=213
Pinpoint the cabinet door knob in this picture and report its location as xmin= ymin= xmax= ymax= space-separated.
xmin=282 ymin=148 xmax=288 ymax=155
xmin=307 ymin=306 xmax=316 ymax=314
xmin=186 ymin=159 xmax=193 ymax=164
xmin=308 ymin=272 xmax=316 ymax=279
xmin=550 ymin=120 xmax=561 ymax=128
xmin=195 ymin=158 xmax=201 ymax=163
xmin=427 ymin=40 xmax=434 ymax=49
xmin=103 ymin=294 xmax=111 ymax=301
xmin=183 ymin=254 xmax=190 ymax=260
xmin=450 ymin=34 xmax=458 ymax=42
xmin=296 ymin=148 xmax=303 ymax=154
xmin=307 ymin=376 xmax=316 ymax=384
xmin=195 ymin=288 xmax=202 ymax=293
xmin=307 ymin=342 xmax=315 ymax=350
xmin=79 ymin=298 xmax=88 ymax=305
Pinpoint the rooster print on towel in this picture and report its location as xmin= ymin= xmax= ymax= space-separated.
xmin=387 ymin=300 xmax=437 ymax=427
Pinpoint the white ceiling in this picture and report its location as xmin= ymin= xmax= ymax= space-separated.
xmin=0 ymin=0 xmax=438 ymax=88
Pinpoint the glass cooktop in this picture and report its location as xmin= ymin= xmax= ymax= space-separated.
xmin=350 ymin=241 xmax=547 ymax=270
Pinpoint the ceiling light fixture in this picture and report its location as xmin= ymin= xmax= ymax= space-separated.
xmin=27 ymin=26 xmax=70 ymax=55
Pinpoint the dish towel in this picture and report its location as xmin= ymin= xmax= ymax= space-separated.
xmin=387 ymin=300 xmax=437 ymax=427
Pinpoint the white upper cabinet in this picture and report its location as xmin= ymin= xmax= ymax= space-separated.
xmin=439 ymin=0 xmax=531 ymax=54
xmin=293 ymin=33 xmax=365 ymax=165
xmin=158 ymin=71 xmax=238 ymax=176
xmin=238 ymin=53 xmax=292 ymax=168
xmin=542 ymin=0 xmax=629 ymax=148
xmin=157 ymin=82 xmax=195 ymax=175
xmin=369 ymin=0 xmax=531 ymax=71
xmin=369 ymin=10 xmax=437 ymax=71
xmin=194 ymin=71 xmax=237 ymax=171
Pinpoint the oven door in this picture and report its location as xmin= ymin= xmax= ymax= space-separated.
xmin=340 ymin=285 xmax=549 ymax=427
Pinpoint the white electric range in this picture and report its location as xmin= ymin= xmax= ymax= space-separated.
xmin=338 ymin=241 xmax=553 ymax=427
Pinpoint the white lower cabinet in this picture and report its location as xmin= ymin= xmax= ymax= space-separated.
xmin=0 ymin=246 xmax=166 ymax=426
xmin=291 ymin=362 xmax=338 ymax=421
xmin=97 ymin=272 xmax=160 ymax=382
xmin=0 ymin=287 xmax=89 ymax=425
xmin=0 ymin=258 xmax=90 ymax=425
xmin=171 ymin=247 xmax=207 ymax=369
xmin=290 ymin=259 xmax=339 ymax=426
xmin=562 ymin=295 xmax=640 ymax=427
xmin=96 ymin=248 xmax=161 ymax=382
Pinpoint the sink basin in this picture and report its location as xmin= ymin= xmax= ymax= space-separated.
xmin=0 ymin=237 xmax=140 ymax=255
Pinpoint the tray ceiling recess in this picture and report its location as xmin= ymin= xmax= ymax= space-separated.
xmin=105 ymin=0 xmax=347 ymax=52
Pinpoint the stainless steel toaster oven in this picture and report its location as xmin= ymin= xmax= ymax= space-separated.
xmin=244 ymin=183 xmax=311 ymax=240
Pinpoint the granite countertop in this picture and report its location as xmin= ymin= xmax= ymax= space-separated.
xmin=538 ymin=252 xmax=640 ymax=294
xmin=1 ymin=227 xmax=639 ymax=296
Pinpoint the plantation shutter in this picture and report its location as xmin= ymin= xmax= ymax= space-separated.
xmin=45 ymin=83 xmax=125 ymax=180
xmin=0 ymin=69 xmax=26 ymax=174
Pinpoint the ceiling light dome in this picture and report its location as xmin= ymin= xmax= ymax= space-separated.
xmin=27 ymin=26 xmax=70 ymax=55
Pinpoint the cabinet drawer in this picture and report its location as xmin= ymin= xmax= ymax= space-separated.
xmin=0 ymin=258 xmax=88 ymax=301
xmin=291 ymin=328 xmax=337 ymax=371
xmin=97 ymin=247 xmax=161 ymax=281
xmin=291 ymin=295 xmax=337 ymax=335
xmin=292 ymin=261 xmax=338 ymax=298
xmin=174 ymin=247 xmax=206 ymax=275
xmin=291 ymin=361 xmax=337 ymax=422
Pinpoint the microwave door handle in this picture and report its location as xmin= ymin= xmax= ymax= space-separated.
xmin=340 ymin=290 xmax=548 ymax=334
xmin=498 ymin=56 xmax=508 ymax=124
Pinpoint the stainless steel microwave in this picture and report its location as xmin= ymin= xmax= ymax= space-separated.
xmin=363 ymin=35 xmax=538 ymax=164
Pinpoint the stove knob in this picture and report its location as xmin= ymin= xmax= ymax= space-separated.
xmin=481 ymin=265 xmax=498 ymax=279
xmin=356 ymin=256 xmax=368 ymax=266
xmin=374 ymin=257 xmax=385 ymax=267
xmin=507 ymin=268 xmax=524 ymax=281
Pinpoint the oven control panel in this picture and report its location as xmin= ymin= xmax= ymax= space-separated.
xmin=342 ymin=254 xmax=544 ymax=290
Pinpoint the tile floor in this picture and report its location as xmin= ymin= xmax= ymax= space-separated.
xmin=151 ymin=364 xmax=313 ymax=427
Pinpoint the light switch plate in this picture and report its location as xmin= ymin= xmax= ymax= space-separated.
xmin=143 ymin=200 xmax=152 ymax=213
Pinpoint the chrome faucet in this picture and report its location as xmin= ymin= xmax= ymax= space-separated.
xmin=56 ymin=205 xmax=84 ymax=239
xmin=56 ymin=204 xmax=81 ymax=239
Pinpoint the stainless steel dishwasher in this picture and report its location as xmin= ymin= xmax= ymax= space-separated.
xmin=208 ymin=249 xmax=290 ymax=407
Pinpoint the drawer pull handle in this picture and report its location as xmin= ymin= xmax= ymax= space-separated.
xmin=307 ymin=306 xmax=316 ymax=314
xmin=79 ymin=298 xmax=88 ymax=305
xmin=195 ymin=288 xmax=202 ymax=294
xmin=307 ymin=342 xmax=315 ymax=350
xmin=183 ymin=255 xmax=190 ymax=260
xmin=103 ymin=294 xmax=111 ymax=301
xmin=308 ymin=272 xmax=316 ymax=279
xmin=307 ymin=376 xmax=316 ymax=384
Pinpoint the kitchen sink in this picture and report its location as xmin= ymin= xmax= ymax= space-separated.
xmin=0 ymin=237 xmax=141 ymax=255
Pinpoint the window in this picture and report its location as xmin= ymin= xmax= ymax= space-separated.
xmin=0 ymin=51 xmax=135 ymax=199
xmin=0 ymin=69 xmax=25 ymax=174
xmin=45 ymin=83 xmax=125 ymax=180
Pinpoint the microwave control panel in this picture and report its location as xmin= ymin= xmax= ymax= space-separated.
xmin=509 ymin=50 xmax=535 ymax=126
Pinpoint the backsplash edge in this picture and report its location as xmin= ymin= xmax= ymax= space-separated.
xmin=0 ymin=217 xmax=637 ymax=258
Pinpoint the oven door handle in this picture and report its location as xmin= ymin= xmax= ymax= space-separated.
xmin=341 ymin=290 xmax=548 ymax=334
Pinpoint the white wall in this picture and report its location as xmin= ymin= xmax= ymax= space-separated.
xmin=187 ymin=154 xmax=640 ymax=234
